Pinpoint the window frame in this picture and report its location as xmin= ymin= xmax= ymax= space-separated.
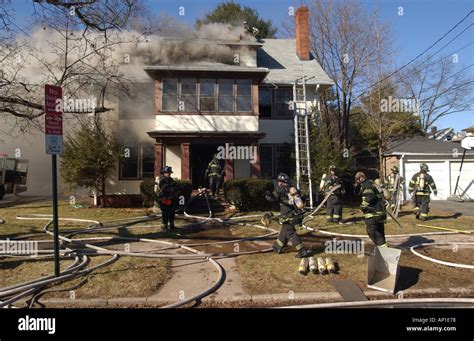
xmin=199 ymin=79 xmax=217 ymax=112
xmin=119 ymin=144 xmax=155 ymax=180
xmin=236 ymin=79 xmax=253 ymax=113
xmin=258 ymin=86 xmax=294 ymax=119
xmin=161 ymin=78 xmax=254 ymax=114
xmin=259 ymin=144 xmax=294 ymax=179
xmin=162 ymin=78 xmax=179 ymax=112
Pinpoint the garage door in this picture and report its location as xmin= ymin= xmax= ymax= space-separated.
xmin=450 ymin=161 xmax=474 ymax=199
xmin=404 ymin=161 xmax=447 ymax=200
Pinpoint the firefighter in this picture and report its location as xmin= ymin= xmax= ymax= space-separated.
xmin=265 ymin=173 xmax=311 ymax=258
xmin=156 ymin=166 xmax=178 ymax=230
xmin=320 ymin=165 xmax=344 ymax=224
xmin=409 ymin=163 xmax=437 ymax=221
xmin=205 ymin=154 xmax=225 ymax=197
xmin=355 ymin=172 xmax=388 ymax=247
xmin=385 ymin=165 xmax=404 ymax=210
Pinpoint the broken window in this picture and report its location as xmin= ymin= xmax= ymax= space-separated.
xmin=274 ymin=88 xmax=293 ymax=117
xmin=236 ymin=79 xmax=252 ymax=112
xmin=162 ymin=78 xmax=178 ymax=112
xmin=180 ymin=78 xmax=197 ymax=112
xmin=218 ymin=79 xmax=234 ymax=112
xmin=200 ymin=79 xmax=216 ymax=112
xmin=258 ymin=87 xmax=272 ymax=117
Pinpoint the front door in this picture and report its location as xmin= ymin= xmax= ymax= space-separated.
xmin=190 ymin=144 xmax=220 ymax=189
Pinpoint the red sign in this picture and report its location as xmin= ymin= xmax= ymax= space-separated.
xmin=45 ymin=85 xmax=63 ymax=135
xmin=44 ymin=85 xmax=63 ymax=154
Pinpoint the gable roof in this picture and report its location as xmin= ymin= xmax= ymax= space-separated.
xmin=257 ymin=39 xmax=333 ymax=86
xmin=385 ymin=136 xmax=474 ymax=156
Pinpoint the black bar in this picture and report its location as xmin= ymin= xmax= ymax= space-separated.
xmin=51 ymin=154 xmax=60 ymax=277
xmin=453 ymin=149 xmax=466 ymax=195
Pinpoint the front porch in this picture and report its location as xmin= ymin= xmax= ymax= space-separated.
xmin=147 ymin=131 xmax=266 ymax=188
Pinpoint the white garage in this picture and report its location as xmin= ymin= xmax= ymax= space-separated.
xmin=384 ymin=137 xmax=474 ymax=201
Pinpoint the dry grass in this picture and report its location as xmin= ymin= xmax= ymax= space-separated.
xmin=0 ymin=255 xmax=171 ymax=300
xmin=303 ymin=205 xmax=474 ymax=236
xmin=0 ymin=257 xmax=75 ymax=287
xmin=45 ymin=256 xmax=171 ymax=299
xmin=236 ymin=246 xmax=474 ymax=295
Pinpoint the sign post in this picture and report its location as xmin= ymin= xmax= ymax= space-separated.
xmin=45 ymin=84 xmax=63 ymax=277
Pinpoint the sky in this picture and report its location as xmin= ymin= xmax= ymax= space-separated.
xmin=10 ymin=0 xmax=474 ymax=131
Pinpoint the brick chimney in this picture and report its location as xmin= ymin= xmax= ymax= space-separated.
xmin=296 ymin=6 xmax=310 ymax=61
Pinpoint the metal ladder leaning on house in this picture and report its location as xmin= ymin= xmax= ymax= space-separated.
xmin=293 ymin=75 xmax=314 ymax=208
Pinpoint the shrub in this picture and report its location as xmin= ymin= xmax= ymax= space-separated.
xmin=140 ymin=178 xmax=192 ymax=207
xmin=224 ymin=178 xmax=274 ymax=211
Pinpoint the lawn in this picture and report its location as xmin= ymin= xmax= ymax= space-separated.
xmin=236 ymin=247 xmax=474 ymax=296
xmin=1 ymin=199 xmax=473 ymax=303
xmin=0 ymin=255 xmax=171 ymax=300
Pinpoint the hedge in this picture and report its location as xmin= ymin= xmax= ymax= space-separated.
xmin=223 ymin=178 xmax=274 ymax=211
xmin=140 ymin=178 xmax=192 ymax=207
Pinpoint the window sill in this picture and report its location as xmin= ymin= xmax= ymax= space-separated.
xmin=158 ymin=111 xmax=258 ymax=116
xmin=259 ymin=116 xmax=293 ymax=120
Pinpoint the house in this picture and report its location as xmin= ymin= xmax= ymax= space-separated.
xmin=0 ymin=6 xmax=333 ymax=199
xmin=383 ymin=136 xmax=474 ymax=200
xmin=106 ymin=6 xmax=333 ymax=195
xmin=427 ymin=127 xmax=455 ymax=141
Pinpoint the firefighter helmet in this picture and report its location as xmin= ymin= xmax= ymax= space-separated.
xmin=354 ymin=171 xmax=366 ymax=183
xmin=420 ymin=163 xmax=429 ymax=172
xmin=329 ymin=165 xmax=336 ymax=171
xmin=161 ymin=166 xmax=173 ymax=174
xmin=277 ymin=173 xmax=290 ymax=184
xmin=391 ymin=165 xmax=399 ymax=173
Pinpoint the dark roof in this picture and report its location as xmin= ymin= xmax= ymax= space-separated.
xmin=384 ymin=136 xmax=474 ymax=155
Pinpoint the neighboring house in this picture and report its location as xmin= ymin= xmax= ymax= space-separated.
xmin=107 ymin=5 xmax=333 ymax=194
xmin=463 ymin=125 xmax=474 ymax=137
xmin=427 ymin=127 xmax=455 ymax=141
xmin=383 ymin=136 xmax=474 ymax=200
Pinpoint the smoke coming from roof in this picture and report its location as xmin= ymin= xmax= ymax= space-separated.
xmin=116 ymin=23 xmax=256 ymax=80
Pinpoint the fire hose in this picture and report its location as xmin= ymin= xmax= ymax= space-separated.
xmin=0 ymin=191 xmax=278 ymax=308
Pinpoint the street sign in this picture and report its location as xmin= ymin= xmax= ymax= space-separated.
xmin=44 ymin=84 xmax=63 ymax=277
xmin=45 ymin=85 xmax=63 ymax=155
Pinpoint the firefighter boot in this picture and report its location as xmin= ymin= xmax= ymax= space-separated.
xmin=414 ymin=207 xmax=420 ymax=220
xmin=272 ymin=243 xmax=284 ymax=254
xmin=295 ymin=247 xmax=311 ymax=258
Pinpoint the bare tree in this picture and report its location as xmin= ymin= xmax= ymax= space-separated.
xmin=398 ymin=55 xmax=474 ymax=132
xmin=358 ymin=80 xmax=422 ymax=177
xmin=307 ymin=0 xmax=393 ymax=150
xmin=0 ymin=0 xmax=146 ymax=131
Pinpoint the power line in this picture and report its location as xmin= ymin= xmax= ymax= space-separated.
xmin=352 ymin=10 xmax=474 ymax=100
xmin=350 ymin=30 xmax=474 ymax=93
